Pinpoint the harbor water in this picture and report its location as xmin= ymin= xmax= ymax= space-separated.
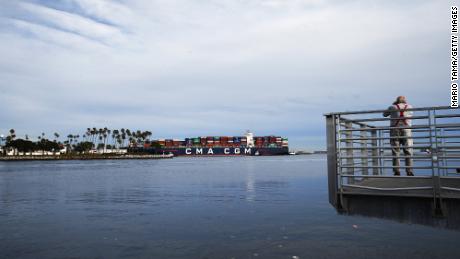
xmin=1 ymin=155 xmax=459 ymax=259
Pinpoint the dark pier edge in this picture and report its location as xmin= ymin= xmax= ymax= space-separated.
xmin=338 ymin=195 xmax=460 ymax=230
xmin=326 ymin=114 xmax=339 ymax=209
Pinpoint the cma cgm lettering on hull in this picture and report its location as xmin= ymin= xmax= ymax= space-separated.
xmin=128 ymin=131 xmax=289 ymax=156
xmin=186 ymin=147 xmax=252 ymax=155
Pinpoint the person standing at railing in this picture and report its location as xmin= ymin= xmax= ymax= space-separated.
xmin=383 ymin=96 xmax=414 ymax=176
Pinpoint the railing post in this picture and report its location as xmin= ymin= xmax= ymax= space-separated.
xmin=345 ymin=122 xmax=354 ymax=178
xmin=326 ymin=114 xmax=339 ymax=207
xmin=431 ymin=109 xmax=444 ymax=215
xmin=439 ymin=128 xmax=447 ymax=176
xmin=360 ymin=125 xmax=368 ymax=175
xmin=427 ymin=109 xmax=443 ymax=215
xmin=371 ymin=129 xmax=379 ymax=175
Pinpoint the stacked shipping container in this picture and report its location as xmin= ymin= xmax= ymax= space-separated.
xmin=147 ymin=135 xmax=287 ymax=148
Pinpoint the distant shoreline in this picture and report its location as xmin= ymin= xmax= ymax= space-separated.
xmin=0 ymin=154 xmax=174 ymax=161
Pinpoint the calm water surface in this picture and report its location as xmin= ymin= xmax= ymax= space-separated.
xmin=1 ymin=155 xmax=459 ymax=259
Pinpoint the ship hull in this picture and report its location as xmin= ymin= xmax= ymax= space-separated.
xmin=129 ymin=147 xmax=289 ymax=156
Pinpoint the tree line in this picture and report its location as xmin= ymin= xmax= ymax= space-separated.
xmin=1 ymin=128 xmax=153 ymax=155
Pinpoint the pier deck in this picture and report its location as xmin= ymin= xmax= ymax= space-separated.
xmin=342 ymin=177 xmax=460 ymax=199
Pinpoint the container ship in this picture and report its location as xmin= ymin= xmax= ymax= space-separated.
xmin=129 ymin=131 xmax=289 ymax=156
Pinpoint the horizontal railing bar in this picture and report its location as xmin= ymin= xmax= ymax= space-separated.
xmin=326 ymin=106 xmax=453 ymax=116
xmin=341 ymin=115 xmax=429 ymax=123
xmin=340 ymin=159 xmax=432 ymax=162
xmin=443 ymin=128 xmax=460 ymax=132
xmin=370 ymin=129 xmax=434 ymax=133
xmin=340 ymin=164 xmax=371 ymax=167
xmin=339 ymin=129 xmax=433 ymax=135
xmin=371 ymin=142 xmax=432 ymax=146
xmin=340 ymin=165 xmax=432 ymax=169
xmin=435 ymin=114 xmax=460 ymax=119
xmin=338 ymin=125 xmax=373 ymax=130
xmin=339 ymin=123 xmax=460 ymax=132
xmin=338 ymin=155 xmax=432 ymax=159
xmin=344 ymin=162 xmax=368 ymax=165
xmin=339 ymin=146 xmax=429 ymax=150
xmin=342 ymin=129 xmax=459 ymax=134
xmin=339 ymin=146 xmax=430 ymax=150
xmin=339 ymin=128 xmax=425 ymax=132
xmin=441 ymin=187 xmax=460 ymax=192
xmin=437 ymin=135 xmax=460 ymax=139
xmin=339 ymin=136 xmax=431 ymax=141
xmin=338 ymin=117 xmax=375 ymax=128
xmin=340 ymin=174 xmax=432 ymax=179
xmin=338 ymin=168 xmax=367 ymax=175
xmin=342 ymin=184 xmax=433 ymax=191
xmin=341 ymin=141 xmax=371 ymax=145
xmin=439 ymin=166 xmax=460 ymax=169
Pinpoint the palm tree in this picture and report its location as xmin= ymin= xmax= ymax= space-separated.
xmin=92 ymin=127 xmax=97 ymax=145
xmin=23 ymin=134 xmax=29 ymax=155
xmin=63 ymin=140 xmax=69 ymax=153
xmin=120 ymin=128 xmax=125 ymax=146
xmin=98 ymin=135 xmax=103 ymax=151
xmin=136 ymin=130 xmax=142 ymax=144
xmin=128 ymin=136 xmax=134 ymax=147
xmin=9 ymin=129 xmax=16 ymax=139
xmin=116 ymin=135 xmax=122 ymax=152
xmin=102 ymin=128 xmax=108 ymax=153
xmin=38 ymin=134 xmax=46 ymax=155
xmin=86 ymin=128 xmax=91 ymax=142
xmin=67 ymin=134 xmax=73 ymax=153
xmin=121 ymin=133 xmax=126 ymax=148
xmin=51 ymin=133 xmax=59 ymax=155
xmin=7 ymin=129 xmax=16 ymax=155
xmin=144 ymin=131 xmax=152 ymax=142
xmin=98 ymin=128 xmax=103 ymax=147
xmin=105 ymin=128 xmax=111 ymax=153
xmin=112 ymin=129 xmax=119 ymax=149
xmin=72 ymin=135 xmax=79 ymax=151
xmin=126 ymin=129 xmax=132 ymax=147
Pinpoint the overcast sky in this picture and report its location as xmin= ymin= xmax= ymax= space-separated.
xmin=0 ymin=0 xmax=450 ymax=149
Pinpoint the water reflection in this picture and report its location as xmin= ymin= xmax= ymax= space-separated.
xmin=245 ymin=172 xmax=255 ymax=202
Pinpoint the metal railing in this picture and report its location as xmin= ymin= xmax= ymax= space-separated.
xmin=325 ymin=106 xmax=460 ymax=209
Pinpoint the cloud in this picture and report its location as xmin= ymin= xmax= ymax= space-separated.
xmin=19 ymin=2 xmax=122 ymax=41
xmin=0 ymin=0 xmax=449 ymax=148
